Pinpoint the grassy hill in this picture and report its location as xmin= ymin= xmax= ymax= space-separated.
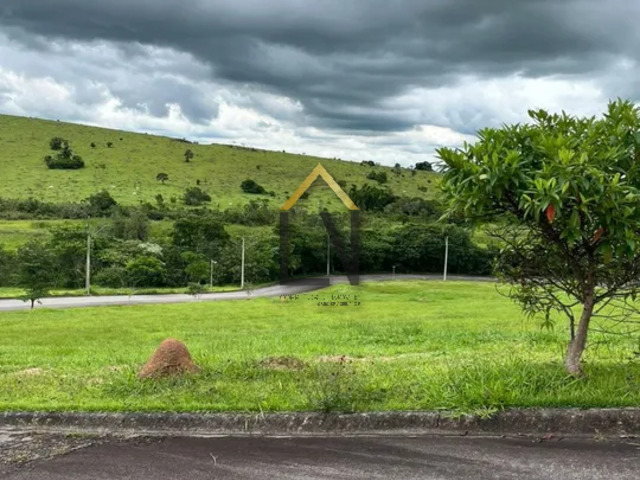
xmin=0 ymin=114 xmax=437 ymax=208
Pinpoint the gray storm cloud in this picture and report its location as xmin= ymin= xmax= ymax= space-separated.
xmin=0 ymin=0 xmax=638 ymax=163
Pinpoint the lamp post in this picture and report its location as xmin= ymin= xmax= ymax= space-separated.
xmin=443 ymin=236 xmax=449 ymax=282
xmin=85 ymin=219 xmax=109 ymax=296
xmin=241 ymin=237 xmax=245 ymax=289
xmin=210 ymin=260 xmax=217 ymax=288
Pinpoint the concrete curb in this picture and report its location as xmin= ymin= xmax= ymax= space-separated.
xmin=1 ymin=409 xmax=639 ymax=437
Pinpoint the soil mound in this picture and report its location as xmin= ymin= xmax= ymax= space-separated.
xmin=138 ymin=338 xmax=200 ymax=379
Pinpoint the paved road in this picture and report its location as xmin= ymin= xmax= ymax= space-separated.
xmin=3 ymin=435 xmax=639 ymax=480
xmin=0 ymin=274 xmax=493 ymax=312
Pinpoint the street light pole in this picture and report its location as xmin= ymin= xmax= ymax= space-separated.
xmin=326 ymin=233 xmax=330 ymax=276
xmin=443 ymin=236 xmax=449 ymax=282
xmin=241 ymin=237 xmax=245 ymax=289
xmin=85 ymin=220 xmax=91 ymax=295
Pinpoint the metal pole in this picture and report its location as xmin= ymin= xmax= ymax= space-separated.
xmin=326 ymin=233 xmax=330 ymax=276
xmin=86 ymin=233 xmax=91 ymax=294
xmin=443 ymin=236 xmax=449 ymax=282
xmin=85 ymin=222 xmax=91 ymax=295
xmin=241 ymin=237 xmax=245 ymax=289
xmin=210 ymin=260 xmax=214 ymax=288
xmin=393 ymin=265 xmax=396 ymax=278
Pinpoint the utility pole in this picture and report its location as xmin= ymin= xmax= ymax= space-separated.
xmin=85 ymin=220 xmax=91 ymax=295
xmin=443 ymin=236 xmax=449 ymax=282
xmin=241 ymin=237 xmax=245 ymax=289
xmin=85 ymin=220 xmax=108 ymax=296
xmin=326 ymin=232 xmax=330 ymax=276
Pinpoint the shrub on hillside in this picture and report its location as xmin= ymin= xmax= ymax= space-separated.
xmin=366 ymin=171 xmax=388 ymax=184
xmin=241 ymin=179 xmax=266 ymax=194
xmin=86 ymin=190 xmax=117 ymax=216
xmin=183 ymin=187 xmax=211 ymax=206
xmin=414 ymin=161 xmax=433 ymax=172
xmin=45 ymin=154 xmax=85 ymax=170
xmin=49 ymin=137 xmax=66 ymax=150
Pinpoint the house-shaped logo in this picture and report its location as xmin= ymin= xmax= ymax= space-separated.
xmin=279 ymin=163 xmax=360 ymax=286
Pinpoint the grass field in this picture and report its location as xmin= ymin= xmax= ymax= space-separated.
xmin=0 ymin=281 xmax=638 ymax=414
xmin=0 ymin=114 xmax=436 ymax=207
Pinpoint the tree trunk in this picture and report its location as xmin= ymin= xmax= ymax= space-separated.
xmin=564 ymin=293 xmax=595 ymax=376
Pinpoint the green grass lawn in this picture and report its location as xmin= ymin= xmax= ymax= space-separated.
xmin=0 ymin=281 xmax=638 ymax=413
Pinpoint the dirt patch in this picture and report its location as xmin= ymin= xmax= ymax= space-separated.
xmin=316 ymin=353 xmax=428 ymax=363
xmin=316 ymin=355 xmax=358 ymax=363
xmin=12 ymin=368 xmax=45 ymax=377
xmin=138 ymin=338 xmax=200 ymax=379
xmin=258 ymin=356 xmax=306 ymax=371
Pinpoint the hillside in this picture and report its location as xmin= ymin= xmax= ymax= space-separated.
xmin=0 ymin=114 xmax=437 ymax=208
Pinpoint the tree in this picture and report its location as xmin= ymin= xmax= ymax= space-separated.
xmin=438 ymin=99 xmax=640 ymax=376
xmin=183 ymin=187 xmax=211 ymax=206
xmin=49 ymin=137 xmax=65 ymax=150
xmin=366 ymin=171 xmax=388 ymax=184
xmin=348 ymin=184 xmax=396 ymax=212
xmin=16 ymin=241 xmax=57 ymax=309
xmin=414 ymin=161 xmax=433 ymax=172
xmin=184 ymin=149 xmax=194 ymax=163
xmin=106 ymin=142 xmax=113 ymax=148
xmin=126 ymin=255 xmax=166 ymax=287
xmin=172 ymin=213 xmax=229 ymax=260
xmin=156 ymin=172 xmax=169 ymax=184
xmin=86 ymin=190 xmax=117 ymax=216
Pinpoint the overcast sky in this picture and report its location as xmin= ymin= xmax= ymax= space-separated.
xmin=0 ymin=1 xmax=638 ymax=166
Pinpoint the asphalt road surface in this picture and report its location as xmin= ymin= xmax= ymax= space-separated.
xmin=0 ymin=274 xmax=493 ymax=312
xmin=3 ymin=434 xmax=639 ymax=480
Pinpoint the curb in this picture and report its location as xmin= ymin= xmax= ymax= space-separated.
xmin=2 ymin=409 xmax=639 ymax=437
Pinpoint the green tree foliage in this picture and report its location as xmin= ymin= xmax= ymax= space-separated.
xmin=44 ymin=140 xmax=85 ymax=170
xmin=348 ymin=184 xmax=396 ymax=211
xmin=366 ymin=171 xmax=388 ymax=184
xmin=241 ymin=179 xmax=267 ymax=194
xmin=16 ymin=241 xmax=57 ymax=308
xmin=414 ymin=161 xmax=433 ymax=172
xmin=172 ymin=212 xmax=230 ymax=260
xmin=85 ymin=190 xmax=117 ymax=216
xmin=47 ymin=226 xmax=88 ymax=289
xmin=183 ymin=187 xmax=211 ymax=206
xmin=156 ymin=172 xmax=169 ymax=184
xmin=126 ymin=255 xmax=166 ymax=287
xmin=184 ymin=149 xmax=194 ymax=163
xmin=49 ymin=137 xmax=66 ymax=150
xmin=438 ymin=99 xmax=640 ymax=376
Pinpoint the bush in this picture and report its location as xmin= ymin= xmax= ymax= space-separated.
xmin=126 ymin=255 xmax=166 ymax=287
xmin=348 ymin=184 xmax=396 ymax=211
xmin=49 ymin=137 xmax=66 ymax=150
xmin=414 ymin=161 xmax=433 ymax=172
xmin=45 ymin=154 xmax=85 ymax=170
xmin=86 ymin=190 xmax=117 ymax=216
xmin=183 ymin=187 xmax=211 ymax=206
xmin=366 ymin=171 xmax=388 ymax=184
xmin=241 ymin=179 xmax=266 ymax=194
